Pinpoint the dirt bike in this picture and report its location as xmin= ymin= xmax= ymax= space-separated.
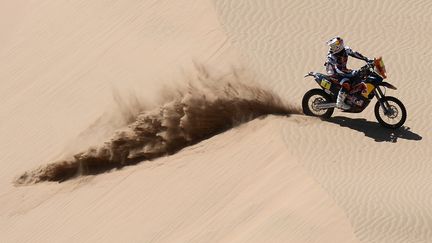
xmin=303 ymin=57 xmax=406 ymax=129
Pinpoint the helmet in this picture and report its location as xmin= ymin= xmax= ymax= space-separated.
xmin=327 ymin=37 xmax=344 ymax=53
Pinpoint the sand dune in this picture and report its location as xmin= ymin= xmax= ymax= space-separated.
xmin=215 ymin=0 xmax=432 ymax=242
xmin=1 ymin=0 xmax=432 ymax=242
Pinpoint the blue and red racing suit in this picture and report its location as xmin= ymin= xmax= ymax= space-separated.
xmin=325 ymin=47 xmax=369 ymax=91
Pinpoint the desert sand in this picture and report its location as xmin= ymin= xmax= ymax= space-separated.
xmin=0 ymin=0 xmax=431 ymax=242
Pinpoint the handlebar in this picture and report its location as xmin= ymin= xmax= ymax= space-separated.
xmin=357 ymin=60 xmax=375 ymax=78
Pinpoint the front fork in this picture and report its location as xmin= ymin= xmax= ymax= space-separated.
xmin=374 ymin=87 xmax=392 ymax=115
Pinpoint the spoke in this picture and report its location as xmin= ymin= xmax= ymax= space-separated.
xmin=379 ymin=101 xmax=402 ymax=125
xmin=308 ymin=95 xmax=327 ymax=116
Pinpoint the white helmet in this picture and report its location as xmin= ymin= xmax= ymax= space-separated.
xmin=327 ymin=37 xmax=344 ymax=53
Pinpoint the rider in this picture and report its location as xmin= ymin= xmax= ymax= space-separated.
xmin=325 ymin=37 xmax=371 ymax=110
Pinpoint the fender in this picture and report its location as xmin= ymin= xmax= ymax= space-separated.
xmin=378 ymin=82 xmax=397 ymax=90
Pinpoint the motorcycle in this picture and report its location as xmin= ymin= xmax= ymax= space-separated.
xmin=303 ymin=57 xmax=406 ymax=129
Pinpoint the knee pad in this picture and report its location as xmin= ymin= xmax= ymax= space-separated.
xmin=340 ymin=78 xmax=351 ymax=91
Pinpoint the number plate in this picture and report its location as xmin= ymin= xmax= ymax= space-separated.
xmin=320 ymin=79 xmax=331 ymax=89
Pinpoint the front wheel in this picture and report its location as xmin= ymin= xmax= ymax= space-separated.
xmin=374 ymin=96 xmax=407 ymax=129
xmin=302 ymin=89 xmax=334 ymax=119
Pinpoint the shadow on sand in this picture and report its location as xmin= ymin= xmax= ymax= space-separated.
xmin=326 ymin=116 xmax=422 ymax=143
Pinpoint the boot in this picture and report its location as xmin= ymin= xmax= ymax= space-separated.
xmin=336 ymin=90 xmax=351 ymax=110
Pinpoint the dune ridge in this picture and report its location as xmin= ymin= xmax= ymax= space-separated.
xmin=16 ymin=66 xmax=298 ymax=184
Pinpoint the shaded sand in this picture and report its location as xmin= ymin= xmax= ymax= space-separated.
xmin=1 ymin=117 xmax=359 ymax=242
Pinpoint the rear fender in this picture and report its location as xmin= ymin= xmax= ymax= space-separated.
xmin=304 ymin=72 xmax=324 ymax=87
xmin=305 ymin=72 xmax=338 ymax=96
xmin=304 ymin=72 xmax=315 ymax=78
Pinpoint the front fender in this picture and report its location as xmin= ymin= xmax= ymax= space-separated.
xmin=378 ymin=82 xmax=397 ymax=90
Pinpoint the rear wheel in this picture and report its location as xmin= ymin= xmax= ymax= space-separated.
xmin=374 ymin=96 xmax=407 ymax=129
xmin=302 ymin=89 xmax=334 ymax=119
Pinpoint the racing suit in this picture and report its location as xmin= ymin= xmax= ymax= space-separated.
xmin=325 ymin=47 xmax=369 ymax=109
